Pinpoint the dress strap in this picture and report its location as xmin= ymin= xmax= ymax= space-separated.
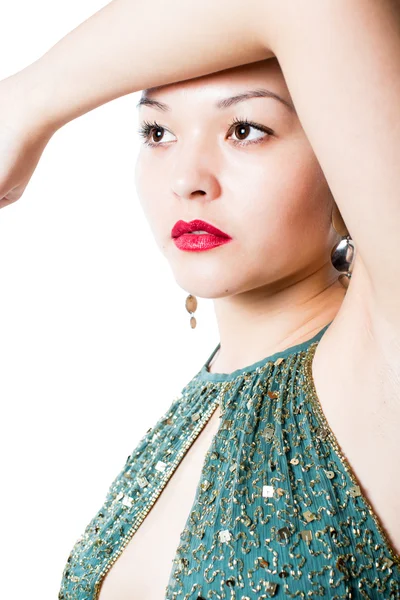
xmin=202 ymin=342 xmax=221 ymax=372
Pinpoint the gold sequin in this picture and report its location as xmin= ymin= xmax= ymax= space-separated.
xmin=200 ymin=479 xmax=211 ymax=491
xmin=276 ymin=526 xmax=291 ymax=543
xmin=300 ymin=529 xmax=313 ymax=542
xmin=259 ymin=557 xmax=269 ymax=568
xmin=303 ymin=510 xmax=316 ymax=523
xmin=315 ymin=425 xmax=329 ymax=440
xmin=348 ymin=484 xmax=362 ymax=497
xmin=264 ymin=426 xmax=275 ymax=443
xmin=136 ymin=475 xmax=149 ymax=488
xmin=383 ymin=557 xmax=394 ymax=569
xmin=265 ymin=581 xmax=278 ymax=596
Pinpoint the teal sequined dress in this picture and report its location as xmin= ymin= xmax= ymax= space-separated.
xmin=59 ymin=321 xmax=400 ymax=599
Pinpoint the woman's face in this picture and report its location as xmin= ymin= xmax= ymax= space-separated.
xmin=134 ymin=58 xmax=338 ymax=299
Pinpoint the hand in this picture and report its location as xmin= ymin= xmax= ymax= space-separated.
xmin=0 ymin=73 xmax=56 ymax=210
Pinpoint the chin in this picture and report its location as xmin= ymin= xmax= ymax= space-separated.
xmin=167 ymin=250 xmax=257 ymax=298
xmin=171 ymin=271 xmax=245 ymax=300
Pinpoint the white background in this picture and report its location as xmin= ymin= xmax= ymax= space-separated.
xmin=0 ymin=2 xmax=219 ymax=596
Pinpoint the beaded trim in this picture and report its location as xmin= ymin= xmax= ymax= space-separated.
xmin=302 ymin=340 xmax=400 ymax=567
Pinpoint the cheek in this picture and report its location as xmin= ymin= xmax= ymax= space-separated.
xmin=231 ymin=154 xmax=330 ymax=259
xmin=281 ymin=158 xmax=332 ymax=241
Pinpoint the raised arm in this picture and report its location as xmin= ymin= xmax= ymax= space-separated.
xmin=0 ymin=0 xmax=273 ymax=208
xmin=11 ymin=0 xmax=273 ymax=130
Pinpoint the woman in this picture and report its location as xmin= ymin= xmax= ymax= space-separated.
xmin=79 ymin=57 xmax=351 ymax=598
xmin=0 ymin=1 xmax=399 ymax=598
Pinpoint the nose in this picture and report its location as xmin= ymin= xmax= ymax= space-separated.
xmin=170 ymin=139 xmax=221 ymax=202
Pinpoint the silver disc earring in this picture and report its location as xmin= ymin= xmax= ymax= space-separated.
xmin=330 ymin=203 xmax=356 ymax=289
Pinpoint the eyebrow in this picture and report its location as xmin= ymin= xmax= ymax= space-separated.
xmin=136 ymin=88 xmax=296 ymax=114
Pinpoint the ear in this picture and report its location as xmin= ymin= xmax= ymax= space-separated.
xmin=331 ymin=202 xmax=349 ymax=238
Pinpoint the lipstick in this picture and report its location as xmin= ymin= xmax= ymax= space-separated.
xmin=171 ymin=219 xmax=232 ymax=252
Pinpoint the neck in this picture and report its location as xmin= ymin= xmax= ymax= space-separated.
xmin=209 ymin=264 xmax=345 ymax=374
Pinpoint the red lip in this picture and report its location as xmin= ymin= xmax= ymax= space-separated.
xmin=171 ymin=219 xmax=231 ymax=239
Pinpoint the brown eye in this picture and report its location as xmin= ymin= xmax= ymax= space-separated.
xmin=138 ymin=121 xmax=176 ymax=146
xmin=151 ymin=127 xmax=165 ymax=143
xmin=229 ymin=120 xmax=273 ymax=145
xmin=234 ymin=123 xmax=251 ymax=140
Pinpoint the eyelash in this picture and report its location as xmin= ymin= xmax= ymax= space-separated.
xmin=137 ymin=116 xmax=274 ymax=148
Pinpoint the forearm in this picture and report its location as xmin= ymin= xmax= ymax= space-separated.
xmin=12 ymin=0 xmax=272 ymax=132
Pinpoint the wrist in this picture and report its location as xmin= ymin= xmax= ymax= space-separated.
xmin=1 ymin=62 xmax=62 ymax=139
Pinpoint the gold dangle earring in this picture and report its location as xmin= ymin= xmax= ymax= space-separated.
xmin=330 ymin=202 xmax=356 ymax=289
xmin=185 ymin=294 xmax=198 ymax=329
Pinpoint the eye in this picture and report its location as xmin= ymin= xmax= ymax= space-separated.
xmin=227 ymin=117 xmax=274 ymax=147
xmin=137 ymin=117 xmax=274 ymax=148
xmin=137 ymin=120 xmax=176 ymax=147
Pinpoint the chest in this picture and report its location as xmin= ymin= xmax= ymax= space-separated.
xmin=97 ymin=406 xmax=222 ymax=600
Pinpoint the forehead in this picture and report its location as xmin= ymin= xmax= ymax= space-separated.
xmin=138 ymin=58 xmax=295 ymax=114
